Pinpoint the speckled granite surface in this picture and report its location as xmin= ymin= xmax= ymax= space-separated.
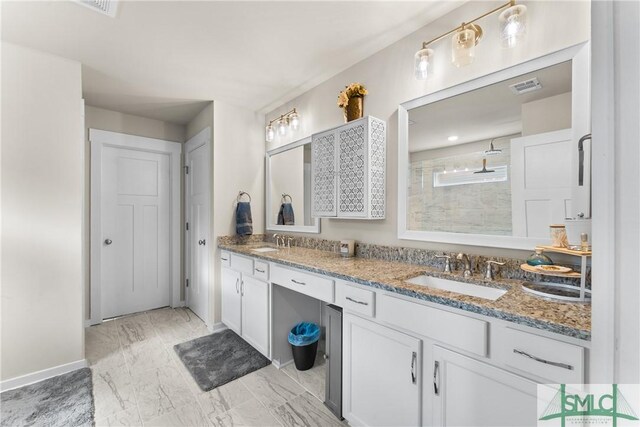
xmin=219 ymin=239 xmax=591 ymax=341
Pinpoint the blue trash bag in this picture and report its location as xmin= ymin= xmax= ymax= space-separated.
xmin=288 ymin=322 xmax=320 ymax=347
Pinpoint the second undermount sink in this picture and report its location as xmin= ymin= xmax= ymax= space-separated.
xmin=405 ymin=275 xmax=507 ymax=301
xmin=251 ymin=247 xmax=279 ymax=253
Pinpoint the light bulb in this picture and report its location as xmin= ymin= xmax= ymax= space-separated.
xmin=277 ymin=117 xmax=288 ymax=136
xmin=265 ymin=124 xmax=275 ymax=142
xmin=414 ymin=47 xmax=434 ymax=80
xmin=452 ymin=28 xmax=476 ymax=67
xmin=499 ymin=4 xmax=527 ymax=48
xmin=289 ymin=111 xmax=300 ymax=131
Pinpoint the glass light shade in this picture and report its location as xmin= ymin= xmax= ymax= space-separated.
xmin=414 ymin=48 xmax=434 ymax=80
xmin=289 ymin=111 xmax=300 ymax=130
xmin=277 ymin=117 xmax=288 ymax=136
xmin=265 ymin=124 xmax=275 ymax=142
xmin=451 ymin=28 xmax=476 ymax=67
xmin=499 ymin=4 xmax=527 ymax=48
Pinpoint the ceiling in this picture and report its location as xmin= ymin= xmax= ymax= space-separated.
xmin=1 ymin=1 xmax=463 ymax=124
xmin=408 ymin=60 xmax=573 ymax=152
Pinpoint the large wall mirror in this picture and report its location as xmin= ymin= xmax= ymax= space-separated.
xmin=266 ymin=136 xmax=320 ymax=233
xmin=398 ymin=43 xmax=591 ymax=250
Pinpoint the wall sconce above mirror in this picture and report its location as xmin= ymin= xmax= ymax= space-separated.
xmin=399 ymin=43 xmax=591 ymax=250
xmin=266 ymin=136 xmax=320 ymax=234
xmin=414 ymin=0 xmax=527 ymax=79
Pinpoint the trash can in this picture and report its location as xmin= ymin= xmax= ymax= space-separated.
xmin=288 ymin=322 xmax=320 ymax=371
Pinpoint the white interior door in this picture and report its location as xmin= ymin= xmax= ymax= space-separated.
xmin=101 ymin=146 xmax=171 ymax=318
xmin=511 ymin=129 xmax=574 ymax=238
xmin=184 ymin=128 xmax=211 ymax=323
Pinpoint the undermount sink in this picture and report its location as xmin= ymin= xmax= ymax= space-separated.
xmin=405 ymin=275 xmax=507 ymax=301
xmin=251 ymin=247 xmax=279 ymax=253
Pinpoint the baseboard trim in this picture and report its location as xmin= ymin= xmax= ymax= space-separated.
xmin=0 ymin=359 xmax=88 ymax=392
xmin=208 ymin=322 xmax=227 ymax=333
xmin=272 ymin=358 xmax=293 ymax=370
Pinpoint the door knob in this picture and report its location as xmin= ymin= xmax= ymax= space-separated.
xmin=198 ymin=239 xmax=206 ymax=246
xmin=104 ymin=239 xmax=113 ymax=245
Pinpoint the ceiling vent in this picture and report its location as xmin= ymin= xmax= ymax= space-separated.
xmin=75 ymin=0 xmax=119 ymax=17
xmin=509 ymin=77 xmax=542 ymax=95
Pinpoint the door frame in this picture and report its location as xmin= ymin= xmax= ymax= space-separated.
xmin=89 ymin=129 xmax=182 ymax=325
xmin=184 ymin=127 xmax=211 ymax=326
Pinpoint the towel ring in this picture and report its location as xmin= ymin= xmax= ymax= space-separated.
xmin=281 ymin=194 xmax=292 ymax=204
xmin=237 ymin=191 xmax=251 ymax=203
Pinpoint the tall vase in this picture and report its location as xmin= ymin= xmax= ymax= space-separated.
xmin=344 ymin=96 xmax=364 ymax=122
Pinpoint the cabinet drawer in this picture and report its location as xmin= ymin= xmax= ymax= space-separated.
xmin=270 ymin=264 xmax=334 ymax=303
xmin=253 ymin=260 xmax=269 ymax=281
xmin=230 ymin=253 xmax=253 ymax=275
xmin=336 ymin=281 xmax=375 ymax=317
xmin=377 ymin=294 xmax=488 ymax=357
xmin=220 ymin=251 xmax=231 ymax=267
xmin=502 ymin=328 xmax=584 ymax=384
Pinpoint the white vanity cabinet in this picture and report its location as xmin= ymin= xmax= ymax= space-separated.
xmin=311 ymin=116 xmax=386 ymax=219
xmin=343 ymin=312 xmax=422 ymax=427
xmin=220 ymin=252 xmax=269 ymax=357
xmin=431 ymin=346 xmax=539 ymax=427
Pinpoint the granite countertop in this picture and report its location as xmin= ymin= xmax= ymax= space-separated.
xmin=219 ymin=241 xmax=591 ymax=341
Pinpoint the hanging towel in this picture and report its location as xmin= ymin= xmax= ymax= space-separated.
xmin=236 ymin=202 xmax=253 ymax=235
xmin=277 ymin=203 xmax=295 ymax=226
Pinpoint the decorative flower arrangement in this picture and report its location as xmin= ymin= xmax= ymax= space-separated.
xmin=337 ymin=83 xmax=368 ymax=122
xmin=337 ymin=83 xmax=368 ymax=108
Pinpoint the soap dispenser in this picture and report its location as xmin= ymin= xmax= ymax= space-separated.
xmin=526 ymin=248 xmax=553 ymax=266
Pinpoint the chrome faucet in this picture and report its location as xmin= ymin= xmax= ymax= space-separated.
xmin=286 ymin=237 xmax=294 ymax=248
xmin=456 ymin=253 xmax=472 ymax=278
xmin=272 ymin=233 xmax=283 ymax=248
xmin=484 ymin=260 xmax=505 ymax=281
xmin=435 ymin=255 xmax=452 ymax=273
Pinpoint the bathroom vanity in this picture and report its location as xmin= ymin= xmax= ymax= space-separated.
xmin=219 ymin=240 xmax=590 ymax=427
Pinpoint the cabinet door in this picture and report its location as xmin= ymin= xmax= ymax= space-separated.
xmin=432 ymin=345 xmax=538 ymax=427
xmin=311 ymin=129 xmax=337 ymax=217
xmin=241 ymin=276 xmax=269 ymax=357
xmin=337 ymin=120 xmax=368 ymax=217
xmin=221 ymin=267 xmax=242 ymax=335
xmin=343 ymin=313 xmax=421 ymax=427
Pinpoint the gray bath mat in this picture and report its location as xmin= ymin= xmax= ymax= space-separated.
xmin=174 ymin=329 xmax=270 ymax=392
xmin=1 ymin=367 xmax=94 ymax=427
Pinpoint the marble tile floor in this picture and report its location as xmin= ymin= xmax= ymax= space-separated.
xmin=87 ymin=307 xmax=340 ymax=427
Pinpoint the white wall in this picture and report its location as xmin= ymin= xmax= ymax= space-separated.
xmin=521 ymin=92 xmax=572 ymax=136
xmin=609 ymin=1 xmax=639 ymax=385
xmin=211 ymin=102 xmax=264 ymax=324
xmin=265 ymin=0 xmax=590 ymax=259
xmin=83 ymin=106 xmax=186 ymax=319
xmin=1 ymin=43 xmax=84 ymax=381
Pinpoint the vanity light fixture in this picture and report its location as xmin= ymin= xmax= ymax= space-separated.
xmin=265 ymin=108 xmax=301 ymax=142
xmin=414 ymin=0 xmax=528 ymax=79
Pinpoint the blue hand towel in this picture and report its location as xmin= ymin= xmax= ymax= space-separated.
xmin=236 ymin=202 xmax=253 ymax=235
xmin=277 ymin=203 xmax=295 ymax=226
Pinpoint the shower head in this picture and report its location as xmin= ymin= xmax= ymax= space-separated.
xmin=484 ymin=139 xmax=503 ymax=156
xmin=474 ymin=158 xmax=495 ymax=174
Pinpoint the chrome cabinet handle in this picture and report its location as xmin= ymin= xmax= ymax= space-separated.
xmin=411 ymin=351 xmax=417 ymax=384
xmin=433 ymin=361 xmax=440 ymax=395
xmin=104 ymin=239 xmax=113 ymax=245
xmin=513 ymin=349 xmax=573 ymax=370
xmin=291 ymin=279 xmax=306 ymax=286
xmin=235 ymin=278 xmax=239 ymax=294
xmin=255 ymin=268 xmax=266 ymax=273
xmin=221 ymin=257 xmax=229 ymax=261
xmin=198 ymin=239 xmax=206 ymax=246
xmin=345 ymin=296 xmax=368 ymax=306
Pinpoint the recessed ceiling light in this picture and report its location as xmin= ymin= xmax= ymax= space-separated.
xmin=448 ymin=135 xmax=459 ymax=142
